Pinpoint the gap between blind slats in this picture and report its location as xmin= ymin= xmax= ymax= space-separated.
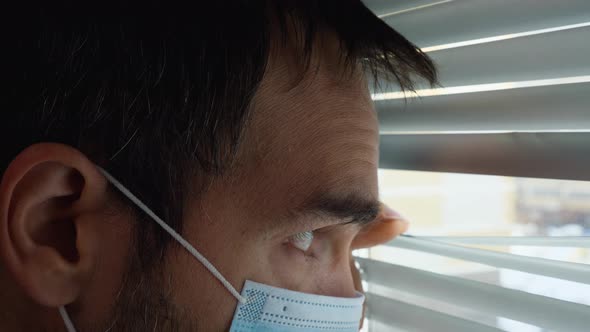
xmin=366 ymin=293 xmax=504 ymax=332
xmin=357 ymin=257 xmax=590 ymax=332
xmin=384 ymin=236 xmax=590 ymax=284
xmin=376 ymin=82 xmax=590 ymax=133
xmin=379 ymin=132 xmax=590 ymax=181
xmin=413 ymin=236 xmax=590 ymax=247
xmin=367 ymin=0 xmax=590 ymax=48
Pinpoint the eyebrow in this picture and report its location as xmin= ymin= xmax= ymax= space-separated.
xmin=292 ymin=191 xmax=381 ymax=228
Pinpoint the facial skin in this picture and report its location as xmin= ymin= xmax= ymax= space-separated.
xmin=0 ymin=33 xmax=408 ymax=331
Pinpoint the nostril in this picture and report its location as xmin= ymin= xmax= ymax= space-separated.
xmin=283 ymin=306 xmax=288 ymax=312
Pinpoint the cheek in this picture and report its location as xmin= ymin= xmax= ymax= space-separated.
xmin=163 ymin=202 xmax=273 ymax=330
xmin=75 ymin=217 xmax=135 ymax=327
xmin=164 ymin=244 xmax=254 ymax=331
xmin=266 ymin=241 xmax=319 ymax=289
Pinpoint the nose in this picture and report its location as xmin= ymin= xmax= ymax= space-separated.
xmin=312 ymin=251 xmax=358 ymax=298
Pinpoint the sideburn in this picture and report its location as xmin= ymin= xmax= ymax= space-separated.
xmin=87 ymin=223 xmax=197 ymax=332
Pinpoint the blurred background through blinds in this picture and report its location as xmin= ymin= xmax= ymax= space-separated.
xmin=358 ymin=1 xmax=590 ymax=331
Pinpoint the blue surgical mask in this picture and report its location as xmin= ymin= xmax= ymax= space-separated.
xmin=59 ymin=168 xmax=364 ymax=332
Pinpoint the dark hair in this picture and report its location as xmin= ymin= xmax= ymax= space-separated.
xmin=1 ymin=0 xmax=436 ymax=266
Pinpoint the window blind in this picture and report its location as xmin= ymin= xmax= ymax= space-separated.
xmin=359 ymin=0 xmax=590 ymax=331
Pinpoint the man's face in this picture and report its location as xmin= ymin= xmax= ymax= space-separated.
xmin=157 ymin=42 xmax=380 ymax=329
xmin=0 ymin=34 xmax=389 ymax=332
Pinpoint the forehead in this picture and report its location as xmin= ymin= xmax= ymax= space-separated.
xmin=231 ymin=39 xmax=379 ymax=213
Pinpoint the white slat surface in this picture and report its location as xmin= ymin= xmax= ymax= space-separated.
xmin=366 ymin=293 xmax=504 ymax=332
xmin=426 ymin=25 xmax=590 ymax=87
xmin=376 ymin=82 xmax=590 ymax=133
xmin=364 ymin=0 xmax=590 ymax=48
xmin=379 ymin=132 xmax=590 ymax=181
xmin=357 ymin=258 xmax=590 ymax=332
xmin=386 ymin=236 xmax=590 ymax=284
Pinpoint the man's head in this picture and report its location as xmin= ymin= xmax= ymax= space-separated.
xmin=0 ymin=1 xmax=436 ymax=330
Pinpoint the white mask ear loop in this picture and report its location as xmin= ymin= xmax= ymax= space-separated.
xmin=97 ymin=167 xmax=247 ymax=304
xmin=59 ymin=306 xmax=76 ymax=332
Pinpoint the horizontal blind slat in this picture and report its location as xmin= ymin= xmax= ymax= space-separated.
xmin=385 ymin=236 xmax=590 ymax=284
xmin=376 ymin=82 xmax=590 ymax=133
xmin=425 ymin=26 xmax=590 ymax=87
xmin=367 ymin=0 xmax=590 ymax=48
xmin=414 ymin=236 xmax=590 ymax=247
xmin=366 ymin=293 xmax=504 ymax=332
xmin=357 ymin=258 xmax=590 ymax=332
xmin=379 ymin=132 xmax=590 ymax=181
xmin=362 ymin=0 xmax=447 ymax=18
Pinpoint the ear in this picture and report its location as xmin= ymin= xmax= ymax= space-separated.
xmin=0 ymin=143 xmax=108 ymax=307
xmin=351 ymin=204 xmax=409 ymax=249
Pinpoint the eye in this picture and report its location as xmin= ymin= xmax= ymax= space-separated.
xmin=288 ymin=230 xmax=314 ymax=252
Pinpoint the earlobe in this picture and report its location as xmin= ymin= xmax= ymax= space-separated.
xmin=0 ymin=143 xmax=107 ymax=307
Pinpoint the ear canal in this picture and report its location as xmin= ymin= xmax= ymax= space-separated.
xmin=19 ymin=164 xmax=85 ymax=264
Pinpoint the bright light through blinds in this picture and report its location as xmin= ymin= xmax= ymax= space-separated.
xmin=421 ymin=21 xmax=590 ymax=52
xmin=377 ymin=0 xmax=454 ymax=19
xmin=359 ymin=170 xmax=590 ymax=332
xmin=362 ymin=0 xmax=590 ymax=330
xmin=372 ymin=75 xmax=590 ymax=100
